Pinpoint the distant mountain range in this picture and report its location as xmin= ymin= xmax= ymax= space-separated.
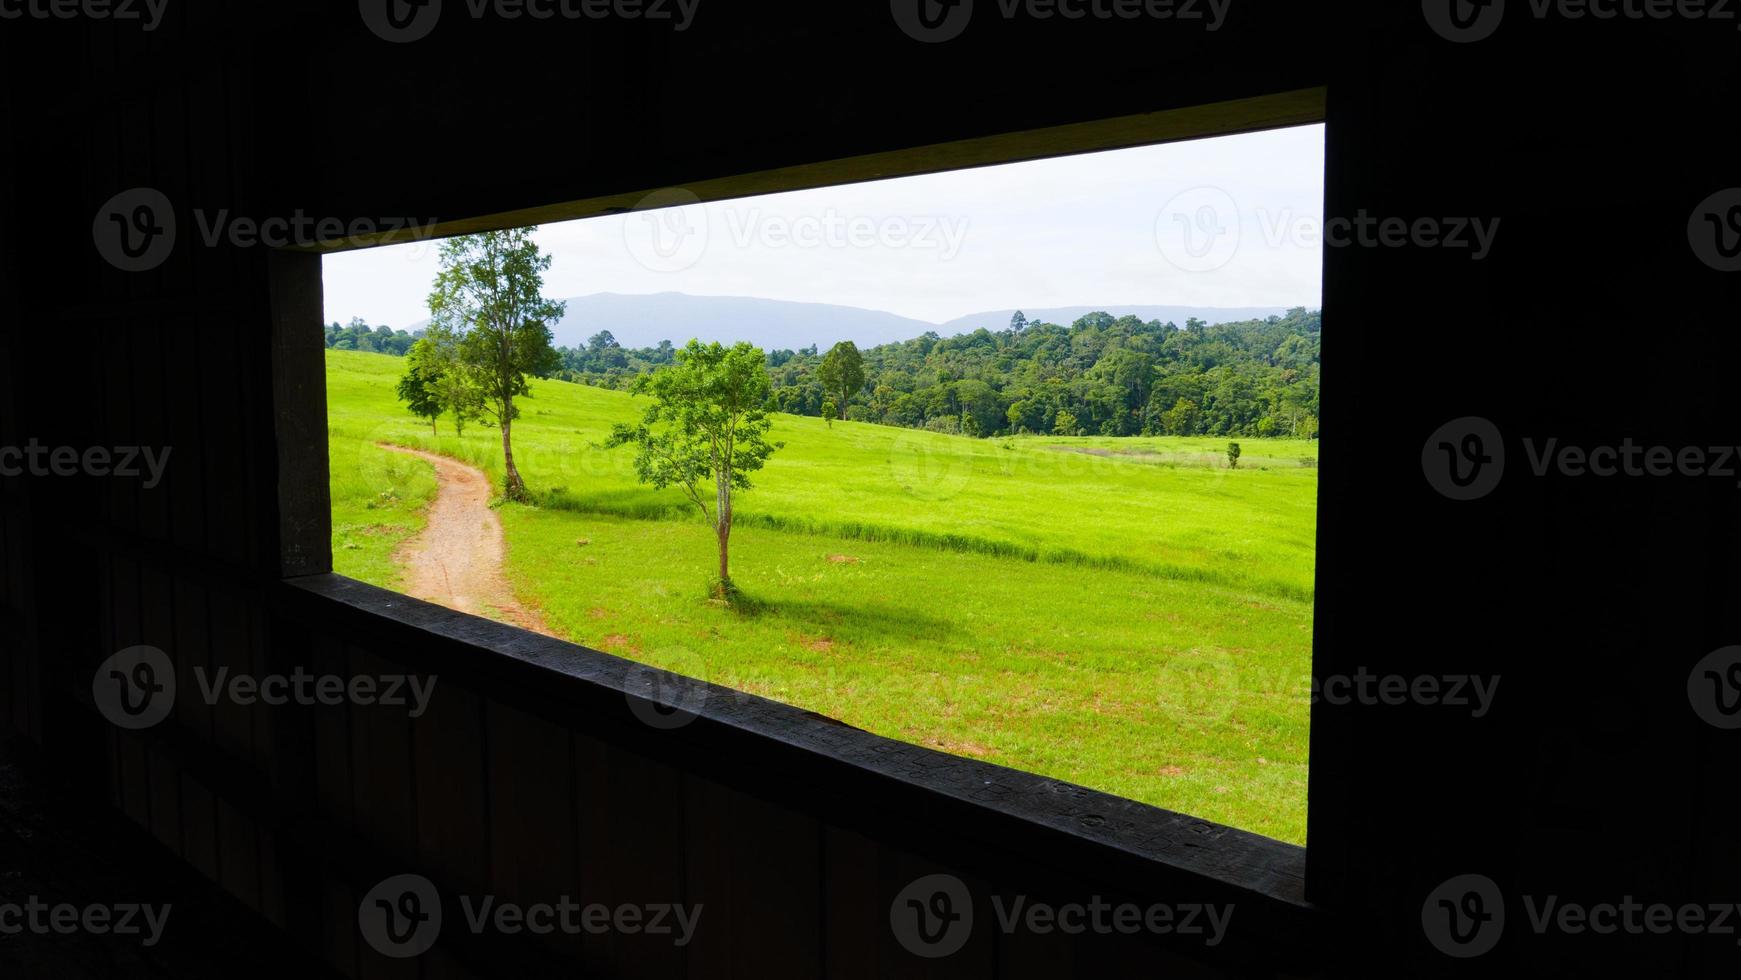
xmin=412 ymin=292 xmax=1302 ymax=351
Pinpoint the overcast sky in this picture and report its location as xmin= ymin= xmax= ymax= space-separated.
xmin=323 ymin=123 xmax=1324 ymax=328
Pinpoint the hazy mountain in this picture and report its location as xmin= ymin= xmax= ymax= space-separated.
xmin=939 ymin=305 xmax=1295 ymax=335
xmin=536 ymin=292 xmax=937 ymax=351
xmin=411 ymin=293 xmax=1303 ymax=351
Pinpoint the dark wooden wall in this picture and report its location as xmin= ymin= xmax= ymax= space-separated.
xmin=2 ymin=1 xmax=1739 ymax=976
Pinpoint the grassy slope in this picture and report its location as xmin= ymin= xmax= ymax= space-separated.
xmin=325 ymin=349 xmax=1318 ymax=843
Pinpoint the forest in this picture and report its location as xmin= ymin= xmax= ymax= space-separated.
xmin=553 ymin=308 xmax=1323 ymax=439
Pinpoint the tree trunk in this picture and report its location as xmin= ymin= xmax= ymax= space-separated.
xmin=501 ymin=395 xmax=526 ymax=501
xmin=715 ymin=473 xmax=732 ymax=588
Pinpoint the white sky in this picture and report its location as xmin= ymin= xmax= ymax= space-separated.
xmin=322 ymin=123 xmax=1324 ymax=328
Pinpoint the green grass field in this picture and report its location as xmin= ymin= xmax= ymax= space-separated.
xmin=326 ymin=348 xmax=1319 ymax=843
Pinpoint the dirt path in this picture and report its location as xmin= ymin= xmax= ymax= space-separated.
xmin=382 ymin=445 xmax=553 ymax=636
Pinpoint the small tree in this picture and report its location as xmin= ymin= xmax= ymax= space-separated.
xmin=427 ymin=229 xmax=565 ymax=501
xmin=424 ymin=322 xmax=483 ymax=437
xmin=605 ymin=340 xmax=783 ymax=599
xmin=1227 ymin=442 xmax=1242 ymax=469
xmin=815 ymin=341 xmax=864 ymax=420
xmin=821 ymin=398 xmax=836 ymax=428
xmin=1053 ymin=409 xmax=1079 ymax=436
xmin=396 ymin=338 xmax=446 ymax=434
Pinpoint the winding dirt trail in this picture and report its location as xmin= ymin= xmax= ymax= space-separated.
xmin=383 ymin=445 xmax=553 ymax=636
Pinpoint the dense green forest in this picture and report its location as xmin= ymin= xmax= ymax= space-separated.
xmin=339 ymin=307 xmax=1322 ymax=439
xmin=325 ymin=318 xmax=419 ymax=355
xmin=555 ymin=308 xmax=1322 ymax=438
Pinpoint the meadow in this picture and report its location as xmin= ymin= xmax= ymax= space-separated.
xmin=326 ymin=348 xmax=1319 ymax=843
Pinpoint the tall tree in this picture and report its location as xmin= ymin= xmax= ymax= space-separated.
xmin=815 ymin=340 xmax=864 ymax=420
xmin=605 ymin=340 xmax=783 ymax=599
xmin=426 ymin=229 xmax=565 ymax=501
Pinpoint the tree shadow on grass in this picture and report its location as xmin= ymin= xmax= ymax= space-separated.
xmin=724 ymin=592 xmax=963 ymax=646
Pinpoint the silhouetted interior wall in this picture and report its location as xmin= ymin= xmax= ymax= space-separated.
xmin=1 ymin=2 xmax=1738 ymax=976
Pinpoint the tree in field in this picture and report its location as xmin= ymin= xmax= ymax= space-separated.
xmin=421 ymin=322 xmax=483 ymax=436
xmin=605 ymin=340 xmax=784 ymax=600
xmin=821 ymin=398 xmax=836 ymax=428
xmin=815 ymin=341 xmax=864 ymax=420
xmin=1227 ymin=442 xmax=1242 ymax=469
xmin=396 ymin=338 xmax=447 ymax=434
xmin=426 ymin=229 xmax=565 ymax=501
xmin=1053 ymin=409 xmax=1079 ymax=436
